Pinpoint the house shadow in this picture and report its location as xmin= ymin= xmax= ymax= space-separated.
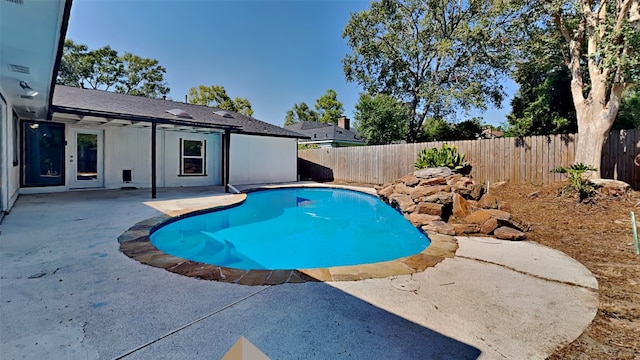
xmin=298 ymin=158 xmax=334 ymax=182
xmin=223 ymin=282 xmax=483 ymax=359
xmin=121 ymin=280 xmax=483 ymax=359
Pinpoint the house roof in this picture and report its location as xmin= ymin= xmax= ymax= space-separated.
xmin=285 ymin=121 xmax=362 ymax=143
xmin=51 ymin=85 xmax=307 ymax=139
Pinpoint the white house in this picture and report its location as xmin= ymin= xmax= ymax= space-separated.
xmin=0 ymin=0 xmax=305 ymax=218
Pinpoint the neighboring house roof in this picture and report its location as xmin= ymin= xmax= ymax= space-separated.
xmin=285 ymin=121 xmax=363 ymax=144
xmin=51 ymin=85 xmax=307 ymax=139
xmin=480 ymin=127 xmax=504 ymax=139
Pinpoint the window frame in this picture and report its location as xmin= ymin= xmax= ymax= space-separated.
xmin=179 ymin=138 xmax=207 ymax=176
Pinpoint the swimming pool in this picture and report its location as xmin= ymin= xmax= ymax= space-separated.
xmin=150 ymin=188 xmax=430 ymax=270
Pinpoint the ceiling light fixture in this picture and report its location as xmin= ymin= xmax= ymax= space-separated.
xmin=19 ymin=81 xmax=38 ymax=98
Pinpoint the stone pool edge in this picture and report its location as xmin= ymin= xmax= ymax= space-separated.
xmin=118 ymin=187 xmax=459 ymax=286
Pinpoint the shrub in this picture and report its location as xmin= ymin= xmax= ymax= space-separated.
xmin=415 ymin=143 xmax=469 ymax=173
xmin=550 ymin=163 xmax=598 ymax=202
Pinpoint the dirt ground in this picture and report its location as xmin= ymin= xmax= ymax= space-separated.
xmin=490 ymin=182 xmax=640 ymax=359
xmin=333 ymin=179 xmax=640 ymax=359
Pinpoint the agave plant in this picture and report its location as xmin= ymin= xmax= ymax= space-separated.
xmin=415 ymin=143 xmax=469 ymax=173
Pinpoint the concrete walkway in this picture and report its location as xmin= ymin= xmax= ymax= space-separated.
xmin=0 ymin=186 xmax=598 ymax=359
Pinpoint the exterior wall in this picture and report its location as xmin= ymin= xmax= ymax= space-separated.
xmin=104 ymin=126 xmax=153 ymax=189
xmin=20 ymin=120 xmax=224 ymax=193
xmin=0 ymin=93 xmax=21 ymax=211
xmin=229 ymin=134 xmax=297 ymax=185
xmin=162 ymin=131 xmax=222 ymax=187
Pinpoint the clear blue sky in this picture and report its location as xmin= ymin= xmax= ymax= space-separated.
xmin=66 ymin=0 xmax=516 ymax=127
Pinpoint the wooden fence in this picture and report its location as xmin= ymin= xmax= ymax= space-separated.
xmin=298 ymin=129 xmax=640 ymax=189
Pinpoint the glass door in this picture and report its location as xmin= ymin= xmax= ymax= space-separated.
xmin=22 ymin=122 xmax=65 ymax=187
xmin=69 ymin=129 xmax=103 ymax=188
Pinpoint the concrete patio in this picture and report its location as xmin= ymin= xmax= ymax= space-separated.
xmin=0 ymin=185 xmax=598 ymax=359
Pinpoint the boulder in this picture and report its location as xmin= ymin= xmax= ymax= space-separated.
xmin=446 ymin=174 xmax=463 ymax=185
xmin=452 ymin=193 xmax=471 ymax=219
xmin=464 ymin=210 xmax=491 ymax=225
xmin=478 ymin=193 xmax=499 ymax=209
xmin=485 ymin=209 xmax=512 ymax=221
xmin=422 ymin=221 xmax=455 ymax=236
xmin=377 ymin=185 xmax=395 ymax=200
xmin=415 ymin=202 xmax=443 ymax=216
xmin=418 ymin=177 xmax=447 ymax=186
xmin=590 ymin=178 xmax=631 ymax=196
xmin=414 ymin=167 xmax=452 ymax=179
xmin=451 ymin=223 xmax=480 ymax=235
xmin=494 ymin=226 xmax=526 ymax=241
xmin=408 ymin=213 xmax=442 ymax=227
xmin=470 ymin=183 xmax=484 ymax=200
xmin=389 ymin=194 xmax=414 ymax=213
xmin=411 ymin=185 xmax=451 ymax=201
xmin=480 ymin=217 xmax=499 ymax=234
xmin=394 ymin=182 xmax=414 ymax=195
xmin=398 ymin=175 xmax=420 ymax=187
xmin=423 ymin=191 xmax=454 ymax=205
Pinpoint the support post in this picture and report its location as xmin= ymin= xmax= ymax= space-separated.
xmin=151 ymin=122 xmax=157 ymax=199
xmin=224 ymin=129 xmax=231 ymax=193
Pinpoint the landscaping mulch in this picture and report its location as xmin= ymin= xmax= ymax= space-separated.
xmin=491 ymin=182 xmax=640 ymax=360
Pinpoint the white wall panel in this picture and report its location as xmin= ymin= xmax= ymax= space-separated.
xmin=229 ymin=134 xmax=297 ymax=185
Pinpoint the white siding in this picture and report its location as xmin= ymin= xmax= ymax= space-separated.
xmin=229 ymin=134 xmax=297 ymax=185
xmin=104 ymin=126 xmax=153 ymax=189
xmin=1 ymin=95 xmax=21 ymax=210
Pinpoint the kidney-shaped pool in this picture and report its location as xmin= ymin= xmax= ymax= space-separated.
xmin=150 ymin=187 xmax=431 ymax=270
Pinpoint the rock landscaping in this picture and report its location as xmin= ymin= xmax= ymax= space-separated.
xmin=376 ymin=167 xmax=528 ymax=240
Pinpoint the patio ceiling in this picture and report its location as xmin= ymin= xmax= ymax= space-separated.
xmin=0 ymin=0 xmax=71 ymax=119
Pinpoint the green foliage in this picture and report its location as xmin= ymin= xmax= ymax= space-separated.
xmin=614 ymin=89 xmax=640 ymax=130
xmin=353 ymin=93 xmax=408 ymax=145
xmin=297 ymin=143 xmax=321 ymax=150
xmin=116 ymin=53 xmax=169 ymax=98
xmin=57 ymin=39 xmax=169 ymax=98
xmin=188 ymin=85 xmax=254 ymax=117
xmin=314 ymin=89 xmax=344 ymax=124
xmin=419 ymin=117 xmax=484 ymax=142
xmin=415 ymin=144 xmax=469 ymax=173
xmin=343 ymin=0 xmax=520 ymax=142
xmin=285 ymin=90 xmax=343 ymax=126
xmin=284 ymin=102 xmax=318 ymax=126
xmin=550 ymin=163 xmax=598 ymax=202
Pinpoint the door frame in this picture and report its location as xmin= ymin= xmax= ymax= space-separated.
xmin=68 ymin=128 xmax=104 ymax=189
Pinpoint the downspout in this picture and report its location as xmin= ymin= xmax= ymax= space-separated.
xmin=224 ymin=129 xmax=231 ymax=193
xmin=151 ymin=122 xmax=157 ymax=199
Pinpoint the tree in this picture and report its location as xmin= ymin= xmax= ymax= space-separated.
xmin=507 ymin=65 xmax=577 ymax=137
xmin=614 ymin=88 xmax=640 ymax=129
xmin=315 ymin=89 xmax=344 ymax=124
xmin=115 ymin=53 xmax=169 ymax=98
xmin=354 ymin=93 xmax=408 ymax=144
xmin=187 ymin=85 xmax=254 ymax=117
xmin=284 ymin=102 xmax=318 ymax=126
xmin=57 ymin=39 xmax=170 ymax=99
xmin=419 ymin=117 xmax=484 ymax=141
xmin=343 ymin=0 xmax=517 ymax=142
xmin=543 ymin=0 xmax=640 ymax=176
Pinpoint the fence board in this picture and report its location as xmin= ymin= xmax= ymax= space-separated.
xmin=298 ymin=130 xmax=639 ymax=189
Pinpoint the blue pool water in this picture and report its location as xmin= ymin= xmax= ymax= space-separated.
xmin=150 ymin=188 xmax=430 ymax=270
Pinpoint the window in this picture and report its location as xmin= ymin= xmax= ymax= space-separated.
xmin=180 ymin=138 xmax=206 ymax=175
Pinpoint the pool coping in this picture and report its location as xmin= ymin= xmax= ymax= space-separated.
xmin=118 ymin=186 xmax=459 ymax=285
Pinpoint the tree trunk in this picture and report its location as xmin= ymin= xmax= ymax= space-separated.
xmin=573 ymin=102 xmax=617 ymax=178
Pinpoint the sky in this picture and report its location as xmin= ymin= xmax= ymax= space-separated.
xmin=66 ymin=0 xmax=517 ymax=128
